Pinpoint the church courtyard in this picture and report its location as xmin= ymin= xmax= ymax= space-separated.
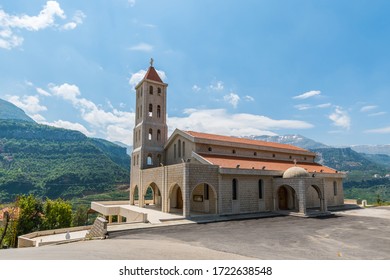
xmin=0 ymin=206 xmax=389 ymax=260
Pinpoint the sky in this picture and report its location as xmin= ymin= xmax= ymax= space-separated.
xmin=0 ymin=0 xmax=390 ymax=147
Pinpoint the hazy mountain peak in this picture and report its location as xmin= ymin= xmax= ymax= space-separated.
xmin=0 ymin=98 xmax=35 ymax=123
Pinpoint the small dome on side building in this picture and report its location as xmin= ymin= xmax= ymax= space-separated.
xmin=283 ymin=166 xmax=310 ymax=179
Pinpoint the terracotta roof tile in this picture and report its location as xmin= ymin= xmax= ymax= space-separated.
xmin=185 ymin=131 xmax=308 ymax=152
xmin=199 ymin=154 xmax=337 ymax=174
xmin=144 ymin=66 xmax=163 ymax=83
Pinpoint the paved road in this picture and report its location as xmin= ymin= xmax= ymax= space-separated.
xmin=1 ymin=207 xmax=389 ymax=259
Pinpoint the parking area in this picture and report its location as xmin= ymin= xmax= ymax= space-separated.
xmin=0 ymin=207 xmax=389 ymax=259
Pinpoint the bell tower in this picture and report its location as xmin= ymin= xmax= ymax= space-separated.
xmin=131 ymin=59 xmax=168 ymax=173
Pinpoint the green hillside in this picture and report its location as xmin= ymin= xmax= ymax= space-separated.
xmin=0 ymin=99 xmax=34 ymax=123
xmin=312 ymin=147 xmax=390 ymax=203
xmin=0 ymin=120 xmax=130 ymax=203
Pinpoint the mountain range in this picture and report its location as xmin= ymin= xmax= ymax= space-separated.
xmin=0 ymin=98 xmax=130 ymax=203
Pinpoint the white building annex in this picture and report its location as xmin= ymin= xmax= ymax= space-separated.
xmin=92 ymin=60 xmax=345 ymax=223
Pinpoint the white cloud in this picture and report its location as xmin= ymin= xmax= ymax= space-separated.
xmin=368 ymin=112 xmax=387 ymax=117
xmin=224 ymin=93 xmax=240 ymax=108
xmin=129 ymin=43 xmax=153 ymax=52
xmin=365 ymin=126 xmax=390 ymax=134
xmin=209 ymin=80 xmax=224 ymax=91
xmin=31 ymin=114 xmax=46 ymax=122
xmin=128 ymin=69 xmax=167 ymax=89
xmin=47 ymin=83 xmax=135 ymax=145
xmin=192 ymin=85 xmax=201 ymax=92
xmin=43 ymin=120 xmax=95 ymax=136
xmin=36 ymin=87 xmax=51 ymax=96
xmin=317 ymin=103 xmax=332 ymax=108
xmin=295 ymin=103 xmax=331 ymax=110
xmin=293 ymin=90 xmax=321 ymax=100
xmin=168 ymin=108 xmax=313 ymax=138
xmin=6 ymin=95 xmax=47 ymax=114
xmin=244 ymin=95 xmax=255 ymax=102
xmin=329 ymin=106 xmax=351 ymax=130
xmin=128 ymin=0 xmax=136 ymax=7
xmin=0 ymin=1 xmax=84 ymax=49
xmin=360 ymin=105 xmax=377 ymax=112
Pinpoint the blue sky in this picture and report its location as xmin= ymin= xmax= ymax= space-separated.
xmin=1 ymin=0 xmax=389 ymax=146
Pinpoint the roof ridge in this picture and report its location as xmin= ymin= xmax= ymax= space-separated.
xmin=185 ymin=130 xmax=309 ymax=152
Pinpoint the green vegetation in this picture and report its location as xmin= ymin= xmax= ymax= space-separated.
xmin=0 ymin=194 xmax=81 ymax=248
xmin=312 ymin=147 xmax=390 ymax=204
xmin=0 ymin=120 xmax=130 ymax=203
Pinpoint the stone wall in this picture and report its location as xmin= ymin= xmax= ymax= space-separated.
xmin=85 ymin=217 xmax=108 ymax=239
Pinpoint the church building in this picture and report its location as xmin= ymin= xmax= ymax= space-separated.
xmin=127 ymin=60 xmax=345 ymax=219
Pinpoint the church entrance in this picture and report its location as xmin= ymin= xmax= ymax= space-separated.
xmin=169 ymin=184 xmax=184 ymax=215
xmin=176 ymin=188 xmax=183 ymax=209
xmin=278 ymin=186 xmax=288 ymax=210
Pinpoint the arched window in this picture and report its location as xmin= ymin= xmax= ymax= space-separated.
xmin=157 ymin=129 xmax=161 ymax=141
xmin=258 ymin=179 xmax=264 ymax=199
xmin=232 ymin=149 xmax=236 ymax=154
xmin=133 ymin=156 xmax=135 ymax=166
xmin=174 ymin=144 xmax=177 ymax=159
xmin=140 ymin=105 xmax=142 ymax=117
xmin=158 ymin=87 xmax=161 ymax=94
xmin=232 ymin=179 xmax=238 ymax=200
xmin=148 ymin=104 xmax=153 ymax=117
xmin=182 ymin=141 xmax=185 ymax=157
xmin=140 ymin=86 xmax=143 ymax=96
xmin=149 ymin=85 xmax=153 ymax=94
xmin=208 ymin=147 xmax=212 ymax=152
xmin=333 ymin=181 xmax=337 ymax=196
xmin=136 ymin=155 xmax=139 ymax=165
xmin=178 ymin=140 xmax=182 ymax=157
xmin=157 ymin=105 xmax=161 ymax=118
xmin=148 ymin=129 xmax=152 ymax=140
xmin=147 ymin=154 xmax=153 ymax=165
xmin=157 ymin=154 xmax=162 ymax=165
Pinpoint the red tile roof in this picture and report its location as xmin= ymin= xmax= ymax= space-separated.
xmin=199 ymin=154 xmax=337 ymax=174
xmin=144 ymin=66 xmax=163 ymax=83
xmin=185 ymin=131 xmax=309 ymax=152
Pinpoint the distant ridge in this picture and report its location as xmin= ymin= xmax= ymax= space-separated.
xmin=0 ymin=98 xmax=35 ymax=123
xmin=247 ymin=134 xmax=328 ymax=150
xmin=351 ymin=145 xmax=390 ymax=156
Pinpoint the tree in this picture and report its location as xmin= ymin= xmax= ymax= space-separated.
xmin=42 ymin=198 xmax=72 ymax=230
xmin=72 ymin=205 xmax=88 ymax=226
xmin=15 ymin=194 xmax=43 ymax=236
xmin=0 ymin=211 xmax=10 ymax=247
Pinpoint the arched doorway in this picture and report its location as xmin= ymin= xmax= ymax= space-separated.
xmin=277 ymin=185 xmax=297 ymax=211
xmin=177 ymin=188 xmax=183 ymax=209
xmin=306 ymin=184 xmax=327 ymax=213
xmin=190 ymin=183 xmax=217 ymax=215
xmin=143 ymin=182 xmax=162 ymax=210
xmin=278 ymin=186 xmax=288 ymax=210
xmin=169 ymin=184 xmax=183 ymax=215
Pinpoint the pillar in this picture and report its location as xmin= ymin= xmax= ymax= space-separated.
xmin=298 ymin=180 xmax=306 ymax=214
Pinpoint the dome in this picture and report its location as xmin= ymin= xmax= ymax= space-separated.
xmin=283 ymin=166 xmax=310 ymax=179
